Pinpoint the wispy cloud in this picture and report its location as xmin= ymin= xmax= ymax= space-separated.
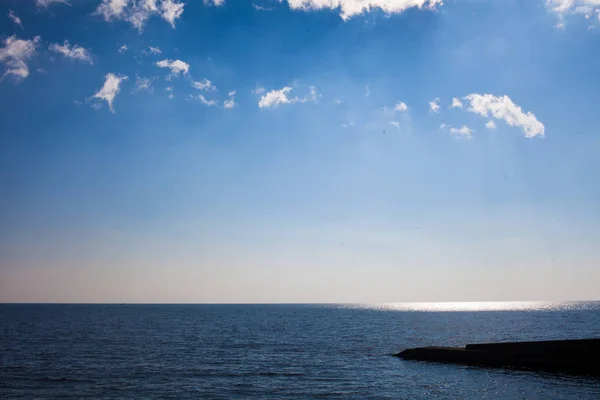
xmin=259 ymin=86 xmax=295 ymax=108
xmin=191 ymin=78 xmax=217 ymax=91
xmin=132 ymin=75 xmax=155 ymax=93
xmin=161 ymin=0 xmax=185 ymax=27
xmin=191 ymin=93 xmax=218 ymax=106
xmin=258 ymin=85 xmax=318 ymax=108
xmin=118 ymin=44 xmax=128 ymax=53
xmin=429 ymin=97 xmax=440 ymax=113
xmin=49 ymin=41 xmax=93 ymax=64
xmin=94 ymin=0 xmax=185 ymax=31
xmin=389 ymin=121 xmax=400 ymax=130
xmin=546 ymin=0 xmax=600 ymax=28
xmin=485 ymin=120 xmax=497 ymax=130
xmin=91 ymin=73 xmax=128 ymax=113
xmin=156 ymin=59 xmax=190 ymax=78
xmin=224 ymin=90 xmax=236 ymax=109
xmin=165 ymin=85 xmax=174 ymax=99
xmin=286 ymin=0 xmax=443 ymax=20
xmin=450 ymin=97 xmax=463 ymax=109
xmin=147 ymin=46 xmax=162 ymax=55
xmin=0 ymin=35 xmax=41 ymax=82
xmin=463 ymin=93 xmax=545 ymax=137
xmin=204 ymin=0 xmax=226 ymax=6
xmin=36 ymin=0 xmax=70 ymax=7
xmin=449 ymin=125 xmax=473 ymax=138
xmin=395 ymin=101 xmax=408 ymax=112
xmin=253 ymin=3 xmax=273 ymax=10
xmin=8 ymin=10 xmax=24 ymax=29
xmin=252 ymin=86 xmax=265 ymax=95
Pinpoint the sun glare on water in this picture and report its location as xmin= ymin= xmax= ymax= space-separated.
xmin=342 ymin=301 xmax=587 ymax=312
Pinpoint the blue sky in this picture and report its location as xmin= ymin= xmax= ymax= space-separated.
xmin=1 ymin=0 xmax=599 ymax=303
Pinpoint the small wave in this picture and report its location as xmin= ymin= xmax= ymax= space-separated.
xmin=190 ymin=371 xmax=304 ymax=378
xmin=38 ymin=376 xmax=91 ymax=383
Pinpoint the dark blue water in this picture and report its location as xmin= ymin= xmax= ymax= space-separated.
xmin=1 ymin=302 xmax=600 ymax=399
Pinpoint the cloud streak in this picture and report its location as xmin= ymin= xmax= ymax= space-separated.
xmin=36 ymin=0 xmax=70 ymax=7
xmin=50 ymin=41 xmax=93 ymax=64
xmin=463 ymin=94 xmax=545 ymax=138
xmin=191 ymin=93 xmax=217 ymax=106
xmin=9 ymin=10 xmax=24 ymax=29
xmin=191 ymin=78 xmax=217 ymax=91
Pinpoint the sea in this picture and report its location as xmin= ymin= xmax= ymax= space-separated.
xmin=1 ymin=302 xmax=600 ymax=399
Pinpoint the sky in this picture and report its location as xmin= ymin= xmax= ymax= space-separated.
xmin=1 ymin=0 xmax=599 ymax=303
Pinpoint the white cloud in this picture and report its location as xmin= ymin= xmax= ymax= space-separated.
xmin=429 ymin=97 xmax=440 ymax=113
xmin=0 ymin=35 xmax=40 ymax=82
xmin=91 ymin=73 xmax=128 ymax=113
xmin=389 ymin=121 xmax=400 ymax=129
xmin=395 ymin=101 xmax=408 ymax=112
xmin=95 ymin=0 xmax=129 ymax=21
xmin=191 ymin=78 xmax=217 ymax=91
xmin=94 ymin=0 xmax=185 ymax=31
xmin=449 ymin=125 xmax=473 ymax=138
xmin=253 ymin=3 xmax=273 ymax=10
xmin=161 ymin=0 xmax=185 ymax=27
xmin=259 ymin=86 xmax=294 ymax=108
xmin=439 ymin=123 xmax=448 ymax=130
xmin=49 ymin=41 xmax=93 ymax=64
xmin=463 ymin=93 xmax=545 ymax=138
xmin=252 ymin=86 xmax=265 ymax=95
xmin=450 ymin=97 xmax=463 ymax=109
xmin=192 ymin=93 xmax=217 ymax=106
xmin=547 ymin=0 xmax=600 ymax=26
xmin=156 ymin=59 xmax=189 ymax=77
xmin=286 ymin=0 xmax=443 ymax=20
xmin=485 ymin=120 xmax=497 ymax=130
xmin=308 ymin=85 xmax=319 ymax=101
xmin=132 ymin=75 xmax=154 ymax=93
xmin=258 ymin=85 xmax=318 ymax=108
xmin=36 ymin=0 xmax=70 ymax=7
xmin=165 ymin=86 xmax=173 ymax=92
xmin=148 ymin=46 xmax=162 ymax=55
xmin=9 ymin=10 xmax=23 ymax=29
xmin=365 ymin=81 xmax=370 ymax=97
xmin=224 ymin=90 xmax=236 ymax=109
xmin=118 ymin=44 xmax=128 ymax=53
xmin=204 ymin=0 xmax=226 ymax=6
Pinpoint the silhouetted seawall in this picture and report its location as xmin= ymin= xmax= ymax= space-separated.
xmin=397 ymin=339 xmax=600 ymax=375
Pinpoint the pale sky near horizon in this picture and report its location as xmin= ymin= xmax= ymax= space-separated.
xmin=1 ymin=0 xmax=600 ymax=303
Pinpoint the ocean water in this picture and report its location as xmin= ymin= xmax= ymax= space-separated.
xmin=1 ymin=302 xmax=600 ymax=399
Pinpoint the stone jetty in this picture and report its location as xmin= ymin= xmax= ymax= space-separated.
xmin=396 ymin=338 xmax=600 ymax=375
